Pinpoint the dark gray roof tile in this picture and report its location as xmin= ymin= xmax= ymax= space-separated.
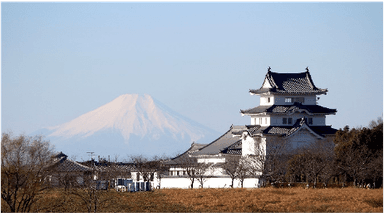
xmin=240 ymin=103 xmax=337 ymax=115
xmin=250 ymin=70 xmax=328 ymax=95
xmin=245 ymin=118 xmax=337 ymax=137
xmin=190 ymin=125 xmax=246 ymax=156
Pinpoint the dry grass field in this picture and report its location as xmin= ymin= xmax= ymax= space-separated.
xmin=2 ymin=187 xmax=382 ymax=212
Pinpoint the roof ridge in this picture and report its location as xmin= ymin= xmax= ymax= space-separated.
xmin=72 ymin=160 xmax=93 ymax=170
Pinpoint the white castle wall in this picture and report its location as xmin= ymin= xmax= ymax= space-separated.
xmin=261 ymin=115 xmax=326 ymax=126
xmin=268 ymin=95 xmax=316 ymax=105
xmin=160 ymin=177 xmax=260 ymax=189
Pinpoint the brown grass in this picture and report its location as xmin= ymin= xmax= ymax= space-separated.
xmin=1 ymin=187 xmax=382 ymax=212
xmin=159 ymin=187 xmax=383 ymax=212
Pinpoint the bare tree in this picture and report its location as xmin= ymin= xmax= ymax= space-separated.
xmin=336 ymin=143 xmax=373 ymax=187
xmin=222 ymin=155 xmax=240 ymax=188
xmin=194 ymin=162 xmax=213 ymax=188
xmin=287 ymin=138 xmax=335 ymax=188
xmin=170 ymin=155 xmax=213 ymax=189
xmin=368 ymin=116 xmax=383 ymax=129
xmin=236 ymin=157 xmax=250 ymax=188
xmin=67 ymin=156 xmax=124 ymax=213
xmin=1 ymin=133 xmax=54 ymax=212
xmin=152 ymin=155 xmax=170 ymax=189
xmin=68 ymin=174 xmax=112 ymax=213
xmin=130 ymin=155 xmax=159 ymax=183
xmin=245 ymin=136 xmax=290 ymax=184
xmin=173 ymin=155 xmax=199 ymax=189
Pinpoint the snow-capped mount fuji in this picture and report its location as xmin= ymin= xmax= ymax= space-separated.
xmin=38 ymin=94 xmax=219 ymax=159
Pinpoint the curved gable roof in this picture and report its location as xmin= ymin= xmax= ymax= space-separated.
xmin=250 ymin=70 xmax=328 ymax=95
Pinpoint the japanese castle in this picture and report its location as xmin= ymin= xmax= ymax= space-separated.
xmin=140 ymin=68 xmax=338 ymax=189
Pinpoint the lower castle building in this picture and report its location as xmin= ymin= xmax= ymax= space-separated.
xmin=157 ymin=68 xmax=338 ymax=189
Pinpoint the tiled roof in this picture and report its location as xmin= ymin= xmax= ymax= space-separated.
xmin=240 ymin=103 xmax=337 ymax=115
xmin=223 ymin=149 xmax=242 ymax=155
xmin=250 ymin=70 xmax=328 ymax=95
xmin=48 ymin=153 xmax=92 ymax=172
xmin=165 ymin=142 xmax=207 ymax=165
xmin=191 ymin=125 xmax=247 ymax=156
xmin=245 ymin=118 xmax=337 ymax=137
xmin=220 ymin=140 xmax=242 ymax=155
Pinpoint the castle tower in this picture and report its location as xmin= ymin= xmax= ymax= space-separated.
xmin=239 ymin=68 xmax=337 ymax=156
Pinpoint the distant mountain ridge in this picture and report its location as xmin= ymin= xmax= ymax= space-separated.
xmin=37 ymin=94 xmax=219 ymax=159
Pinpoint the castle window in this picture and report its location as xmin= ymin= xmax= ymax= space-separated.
xmin=177 ymin=171 xmax=180 ymax=176
xmin=308 ymin=118 xmax=313 ymax=125
xmin=283 ymin=118 xmax=287 ymax=124
xmin=265 ymin=118 xmax=267 ymax=124
xmin=285 ymin=98 xmax=292 ymax=103
xmin=268 ymin=97 xmax=270 ymax=103
xmin=288 ymin=118 xmax=292 ymax=124
xmin=259 ymin=118 xmax=262 ymax=124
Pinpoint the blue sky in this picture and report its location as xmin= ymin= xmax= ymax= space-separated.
xmin=2 ymin=2 xmax=383 ymax=135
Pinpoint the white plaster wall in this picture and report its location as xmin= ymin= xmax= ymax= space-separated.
xmin=264 ymin=117 xmax=269 ymax=126
xmin=270 ymin=117 xmax=278 ymax=125
xmin=197 ymin=158 xmax=225 ymax=164
xmin=251 ymin=117 xmax=256 ymax=125
xmin=160 ymin=177 xmax=192 ymax=189
xmin=251 ymin=116 xmax=269 ymax=126
xmin=313 ymin=116 xmax=326 ymax=126
xmin=242 ymin=134 xmax=257 ymax=156
xmin=286 ymin=128 xmax=320 ymax=149
xmin=242 ymin=137 xmax=266 ymax=156
xmin=270 ymin=115 xmax=326 ymax=126
xmin=274 ymin=96 xmax=286 ymax=105
xmin=260 ymin=96 xmax=274 ymax=106
xmin=271 ymin=95 xmax=317 ymax=105
xmin=304 ymin=96 xmax=317 ymax=105
xmin=160 ymin=177 xmax=260 ymax=189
